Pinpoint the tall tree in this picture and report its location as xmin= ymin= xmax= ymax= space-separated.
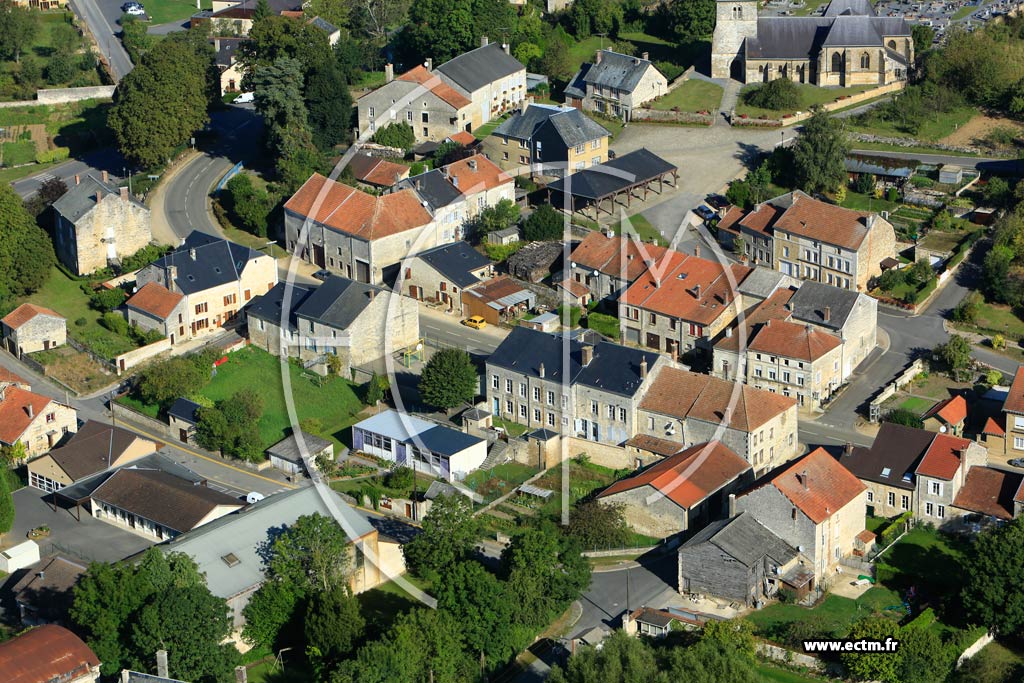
xmin=0 ymin=183 xmax=54 ymax=308
xmin=661 ymin=0 xmax=715 ymax=41
xmin=305 ymin=584 xmax=365 ymax=672
xmin=436 ymin=560 xmax=523 ymax=670
xmin=240 ymin=14 xmax=333 ymax=90
xmin=792 ymin=108 xmax=849 ymax=195
xmin=305 ymin=61 xmax=353 ymax=150
xmin=349 ymin=0 xmax=410 ymax=43
xmin=403 ymin=494 xmax=480 ymax=578
xmin=402 ymin=0 xmax=475 ymax=64
xmin=253 ymin=0 xmax=271 ymax=22
xmin=418 ymin=348 xmax=478 ymax=410
xmin=0 ymin=469 xmax=14 ymax=541
xmin=549 ymin=631 xmax=667 ymax=683
xmin=963 ymin=516 xmax=1024 ymax=636
xmin=841 ymin=617 xmax=901 ymax=683
xmin=107 ymin=32 xmax=212 ymax=168
xmin=0 ymin=0 xmax=39 ymax=63
xmin=501 ymin=522 xmax=591 ymax=626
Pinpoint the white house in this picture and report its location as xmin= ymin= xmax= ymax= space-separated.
xmin=352 ymin=410 xmax=488 ymax=481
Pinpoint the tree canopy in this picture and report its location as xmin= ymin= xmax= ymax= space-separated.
xmin=403 ymin=493 xmax=480 ymax=579
xmin=523 ymin=203 xmax=565 ymax=241
xmin=792 ymin=108 xmax=849 ymax=195
xmin=963 ymin=516 xmax=1024 ymax=636
xmin=0 ymin=183 xmax=54 ymax=311
xmin=195 ymin=388 xmax=264 ymax=461
xmin=418 ymin=348 xmax=478 ymax=410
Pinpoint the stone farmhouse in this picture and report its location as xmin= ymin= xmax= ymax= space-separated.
xmin=134 ymin=232 xmax=277 ymax=342
xmin=52 ymin=172 xmax=152 ymax=276
xmin=358 ymin=40 xmax=526 ymax=142
xmin=568 ymin=231 xmax=669 ymax=303
xmin=711 ymin=0 xmax=913 ymax=85
xmin=0 ymin=379 xmax=77 ymax=458
xmin=482 ymin=103 xmax=611 ymax=177
xmin=403 ymin=241 xmax=494 ymax=314
xmin=980 ymin=367 xmax=1024 ymax=456
xmin=1 ymin=304 xmax=66 ymax=356
xmin=564 ymin=50 xmax=669 ymax=121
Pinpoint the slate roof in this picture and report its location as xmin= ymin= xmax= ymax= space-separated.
xmin=394 ymin=169 xmax=463 ymax=211
xmin=916 ymin=433 xmax=972 ymax=480
xmin=1003 ymin=367 xmax=1024 ymax=415
xmin=953 ymin=466 xmax=1022 ymax=520
xmin=415 ymin=241 xmax=492 ymax=289
xmin=349 ymin=153 xmax=409 ymax=187
xmin=1 ymin=303 xmax=63 ymax=330
xmin=788 ymin=281 xmax=861 ymax=331
xmin=599 ymin=441 xmax=751 ymax=509
xmin=212 ymin=36 xmax=243 ymax=68
xmin=488 ymin=326 xmax=660 ymax=398
xmin=394 ymin=65 xmax=472 ymax=109
xmin=824 ymin=0 xmax=876 ymax=16
xmin=838 ymin=422 xmax=933 ymax=490
xmin=736 ymin=268 xmax=797 ymax=300
xmin=435 ymin=43 xmax=524 ymax=94
xmin=576 ymin=50 xmax=661 ymax=93
xmin=0 ymin=625 xmax=99 ymax=683
xmin=168 ymin=398 xmax=203 ymax=425
xmin=547 ymin=148 xmax=677 ymax=200
xmin=125 ymin=282 xmax=183 ymax=320
xmin=295 ymin=276 xmax=384 ymax=330
xmin=243 ymin=281 xmax=312 ymax=333
xmin=11 ymin=555 xmax=86 ymax=622
xmin=0 ymin=386 xmax=54 ymax=445
xmin=150 ymin=231 xmax=265 ymax=296
xmin=354 ymin=409 xmax=485 ymax=456
xmin=681 ymin=511 xmax=798 ymax=569
xmin=747 ymin=318 xmax=842 ymax=362
xmin=162 ymin=487 xmax=374 ymax=600
xmin=641 ymin=366 xmax=796 ymax=431
xmin=52 ymin=173 xmax=145 ymax=223
xmin=266 ymin=430 xmax=332 ymax=464
xmin=823 ymin=15 xmax=885 ymax=46
xmin=90 ymin=469 xmax=242 ymax=534
xmin=747 ymin=12 xmax=908 ymax=60
xmin=923 ymin=394 xmax=968 ymax=426
xmin=745 ymin=447 xmax=866 ymax=524
xmin=43 ymin=420 xmax=157 ymax=482
xmin=492 ymin=104 xmax=610 ymax=147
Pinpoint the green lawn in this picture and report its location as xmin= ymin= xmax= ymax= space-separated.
xmin=21 ymin=266 xmax=136 ymax=358
xmin=585 ymin=312 xmax=620 ymax=340
xmin=736 ymin=84 xmax=876 ymax=118
xmin=839 ymin=190 xmax=898 ymax=213
xmin=866 ymin=515 xmax=890 ymax=533
xmin=747 ymin=588 xmax=904 ymax=642
xmin=960 ymin=301 xmax=1024 ymax=340
xmin=851 ymin=140 xmax=991 ymax=158
xmin=1 ymin=13 xmax=102 ymax=98
xmin=491 ymin=416 xmax=529 ymax=438
xmin=755 ymin=663 xmax=828 ymax=683
xmin=245 ymin=659 xmax=311 ymax=683
xmin=875 ymin=527 xmax=970 ymax=604
xmin=198 ymin=346 xmax=364 ymax=450
xmin=899 ymin=396 xmax=935 ymax=415
xmin=849 ymin=106 xmax=978 ymax=142
xmin=474 ymin=114 xmax=509 ymax=140
xmin=1 ymin=141 xmax=36 ymax=167
xmin=650 ymin=79 xmax=724 ymax=113
xmin=137 ymin=0 xmax=212 ymax=25
xmin=611 ymin=213 xmax=666 ymax=246
xmin=953 ymin=4 xmax=978 ymax=20
xmin=463 ymin=462 xmax=537 ymax=501
xmin=793 ymin=0 xmax=830 ymax=15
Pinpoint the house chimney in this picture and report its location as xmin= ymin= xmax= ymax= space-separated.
xmin=844 ymin=442 xmax=853 ymax=456
xmin=26 ymin=403 xmax=33 ymax=418
xmin=385 ymin=63 xmax=394 ymax=83
xmin=800 ymin=469 xmax=809 ymax=490
xmin=728 ymin=493 xmax=736 ymax=517
xmin=539 ymin=362 xmax=545 ymax=378
xmin=824 ymin=306 xmax=831 ymax=322
xmin=74 ymin=174 xmax=80 ymax=185
xmin=694 ymin=244 xmax=700 ymax=258
xmin=581 ymin=345 xmax=594 ymax=366
xmin=95 ymin=189 xmax=103 ymax=203
xmin=725 ymin=326 xmax=733 ymax=338
xmin=121 ymin=672 xmax=130 ymax=683
xmin=214 ymin=38 xmax=221 ymax=52
xmin=120 ymin=186 xmax=129 ymax=200
xmin=425 ymin=57 xmax=432 ymax=71
xmin=101 ymin=170 xmax=108 ymax=183
xmin=595 ymin=50 xmax=602 ymax=65
xmin=481 ymin=35 xmax=489 ymax=47
xmin=692 ymin=284 xmax=701 ymax=299
xmin=641 ymin=51 xmax=649 ymax=61
xmin=235 ymin=666 xmax=249 ymax=683
xmin=503 ymin=43 xmax=510 ymax=55
xmin=189 ymin=247 xmax=197 ymax=261
xmin=640 ymin=357 xmax=648 ymax=379
xmin=368 ymin=289 xmax=376 ymax=301
xmin=37 ymin=570 xmax=44 ymax=581
xmin=156 ymin=651 xmax=169 ymax=678
xmin=468 ymin=159 xmax=477 ymax=171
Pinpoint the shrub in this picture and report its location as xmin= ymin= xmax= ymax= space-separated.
xmin=483 ymin=242 xmax=522 ymax=262
xmin=100 ymin=311 xmax=129 ymax=336
xmin=910 ymin=176 xmax=935 ymax=188
xmin=90 ymin=287 xmax=127 ymax=313
xmin=887 ymin=186 xmax=899 ymax=203
xmin=45 ymin=53 xmax=76 ymax=85
xmin=522 ymin=204 xmax=564 ymax=241
xmin=743 ymin=78 xmax=800 ymax=111
xmin=952 ymin=291 xmax=982 ymax=324
xmin=992 ymin=334 xmax=1007 ymax=350
xmin=371 ymin=122 xmax=415 ymax=151
xmin=558 ymin=304 xmax=582 ymax=328
xmin=35 ymin=147 xmax=70 ymax=164
xmin=74 ymin=317 xmax=87 ymax=327
xmin=854 ymin=172 xmax=876 ymax=195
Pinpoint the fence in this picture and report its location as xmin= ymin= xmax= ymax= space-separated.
xmin=631 ymin=108 xmax=716 ymax=126
xmin=957 ymin=631 xmax=994 ymax=668
xmin=731 ymin=81 xmax=906 ymax=127
xmin=67 ymin=336 xmax=119 ymax=374
xmin=868 ymin=357 xmax=926 ymax=421
xmin=756 ymin=643 xmax=825 ymax=672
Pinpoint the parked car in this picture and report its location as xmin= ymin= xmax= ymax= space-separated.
xmin=1009 ymin=458 xmax=1024 ymax=469
xmin=121 ymin=1 xmax=141 ymax=10
xmin=694 ymin=205 xmax=717 ymax=222
xmin=235 ymin=91 xmax=255 ymax=104
xmin=462 ymin=315 xmax=487 ymax=330
xmin=123 ymin=5 xmax=146 ymax=15
xmin=312 ymin=269 xmax=331 ymax=281
xmin=245 ymin=492 xmax=265 ymax=504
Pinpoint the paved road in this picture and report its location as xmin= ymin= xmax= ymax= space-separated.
xmin=849 ymin=148 xmax=1024 ymax=174
xmin=12 ymin=148 xmax=128 ymax=199
xmin=68 ymin=0 xmax=132 ymax=82
xmin=574 ymin=553 xmax=681 ymax=637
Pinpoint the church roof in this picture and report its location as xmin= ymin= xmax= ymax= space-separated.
xmin=746 ymin=12 xmax=909 ymax=61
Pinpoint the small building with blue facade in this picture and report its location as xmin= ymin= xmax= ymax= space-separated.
xmin=352 ymin=410 xmax=488 ymax=482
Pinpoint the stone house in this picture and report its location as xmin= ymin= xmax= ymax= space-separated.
xmin=486 ymin=326 xmax=666 ymax=444
xmin=442 ymin=155 xmax=516 ymax=223
xmin=358 ymin=41 xmax=526 ymax=142
xmin=349 ymin=153 xmax=411 ymax=190
xmin=735 ymin=447 xmax=867 ymax=583
xmin=245 ymin=275 xmax=420 ymax=374
xmin=743 ymin=318 xmax=844 ymax=411
xmin=124 ymin=282 xmax=187 ymax=345
xmin=597 ymin=440 xmax=753 ymax=538
xmin=564 ymin=50 xmax=669 ymax=121
xmin=637 ymin=366 xmax=799 ymax=475
xmin=921 ymin=395 xmax=968 ymax=436
xmin=213 ymin=37 xmax=244 ymax=94
xmin=52 ymin=172 xmax=152 ymax=276
xmin=482 ymin=103 xmax=611 ymax=177
xmin=403 ymin=241 xmax=494 ymax=314
xmin=619 ymin=246 xmax=753 ymax=357
xmin=838 ymin=423 xmax=933 ymax=519
xmin=678 ymin=511 xmax=811 ymax=606
xmin=721 ymin=191 xmax=896 ymax=292
xmin=950 ymin=466 xmax=1024 ymax=525
xmin=167 ymin=397 xmax=202 ymax=445
xmin=711 ymin=0 xmax=912 ymax=85
xmin=135 ymin=231 xmax=277 ymax=341
xmin=914 ymin=434 xmax=987 ymax=525
xmin=979 ymin=367 xmax=1024 ymax=457
xmin=569 ymin=231 xmax=669 ymax=303
xmin=190 ymin=0 xmax=302 ymax=37
xmin=0 ymin=382 xmax=77 ymax=458
xmin=1 ymin=304 xmax=66 ymax=356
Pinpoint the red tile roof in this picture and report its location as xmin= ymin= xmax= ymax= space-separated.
xmin=715 ymin=287 xmax=795 ymax=353
xmin=751 ymin=447 xmax=866 ymax=524
xmin=0 ymin=625 xmax=99 ymax=683
xmin=0 ymin=367 xmax=27 ymax=387
xmin=569 ymin=232 xmax=669 ymax=282
xmin=716 ymin=206 xmax=745 ymax=234
xmin=284 ymin=173 xmax=433 ymax=240
xmin=640 ymin=366 xmax=796 ymax=432
xmin=739 ymin=202 xmax=783 ymax=235
xmin=916 ymin=433 xmax=972 ymax=480
xmin=125 ymin=281 xmax=183 ymax=320
xmin=599 ymin=441 xmax=751 ymax=509
xmin=556 ymin=278 xmax=590 ymax=299
xmin=396 ymin=65 xmax=472 ymax=109
xmin=982 ymin=416 xmax=1005 ymax=436
xmin=953 ymin=466 xmax=1021 ymax=520
xmin=923 ymin=394 xmax=968 ymax=426
xmin=1 ymin=303 xmax=63 ymax=330
xmin=772 ymin=191 xmax=872 ymax=251
xmin=350 ymin=154 xmax=410 ymax=187
xmin=856 ymin=529 xmax=876 ymax=543
xmin=625 ymin=434 xmax=685 ymax=457
xmin=0 ymin=385 xmax=53 ymax=445
xmin=448 ymin=130 xmax=478 ymax=146
xmin=1004 ymin=367 xmax=1024 ymax=415
xmin=445 ymin=154 xmax=512 ymax=194
xmin=747 ymin=318 xmax=842 ymax=362
xmin=620 ymin=249 xmax=752 ymax=325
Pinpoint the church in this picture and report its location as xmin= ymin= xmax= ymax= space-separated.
xmin=711 ymin=0 xmax=913 ymax=86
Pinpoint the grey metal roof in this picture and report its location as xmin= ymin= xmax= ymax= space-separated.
xmin=354 ymin=409 xmax=485 ymax=456
xmin=788 ymin=281 xmax=860 ymax=331
xmin=845 ymin=154 xmax=919 ymax=178
xmin=580 ymin=50 xmax=659 ymax=93
xmin=295 ymin=276 xmax=382 ymax=330
xmin=266 ymin=430 xmax=333 ymax=464
xmin=151 ymin=231 xmax=264 ymax=296
xmin=424 ymin=480 xmax=458 ymax=500
xmin=309 ymin=16 xmax=338 ymax=34
xmin=161 ymin=487 xmax=374 ymax=600
xmin=681 ymin=512 xmax=798 ymax=568
xmin=547 ymin=148 xmax=677 ymax=201
xmin=436 ymin=43 xmax=524 ymax=94
xmin=492 ymin=104 xmax=609 ymax=148
xmin=563 ymin=63 xmax=591 ymax=99
xmin=243 ymin=281 xmax=312 ymax=333
xmin=168 ymin=398 xmax=202 ymax=425
xmin=415 ymin=241 xmax=491 ymax=289
xmin=55 ymin=452 xmax=204 ymax=502
xmin=394 ymin=169 xmax=462 ymax=211
xmin=823 ymin=15 xmax=884 ymax=47
xmin=736 ymin=268 xmax=797 ymax=299
xmin=52 ymin=173 xmax=146 ymax=223
xmin=823 ymin=0 xmax=876 ymax=16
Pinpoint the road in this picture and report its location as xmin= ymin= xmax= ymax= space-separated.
xmin=68 ymin=0 xmax=133 ymax=82
xmin=12 ymin=147 xmax=128 ymax=199
xmin=849 ymin=148 xmax=1024 ymax=175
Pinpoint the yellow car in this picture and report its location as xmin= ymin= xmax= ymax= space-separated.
xmin=462 ymin=315 xmax=487 ymax=330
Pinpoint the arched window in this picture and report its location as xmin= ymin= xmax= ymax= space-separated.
xmin=831 ymin=52 xmax=843 ymax=72
xmin=780 ymin=64 xmax=788 ymax=78
xmin=887 ymin=40 xmax=897 ymax=50
xmin=860 ymin=52 xmax=870 ymax=69
xmin=733 ymin=5 xmax=744 ymax=19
